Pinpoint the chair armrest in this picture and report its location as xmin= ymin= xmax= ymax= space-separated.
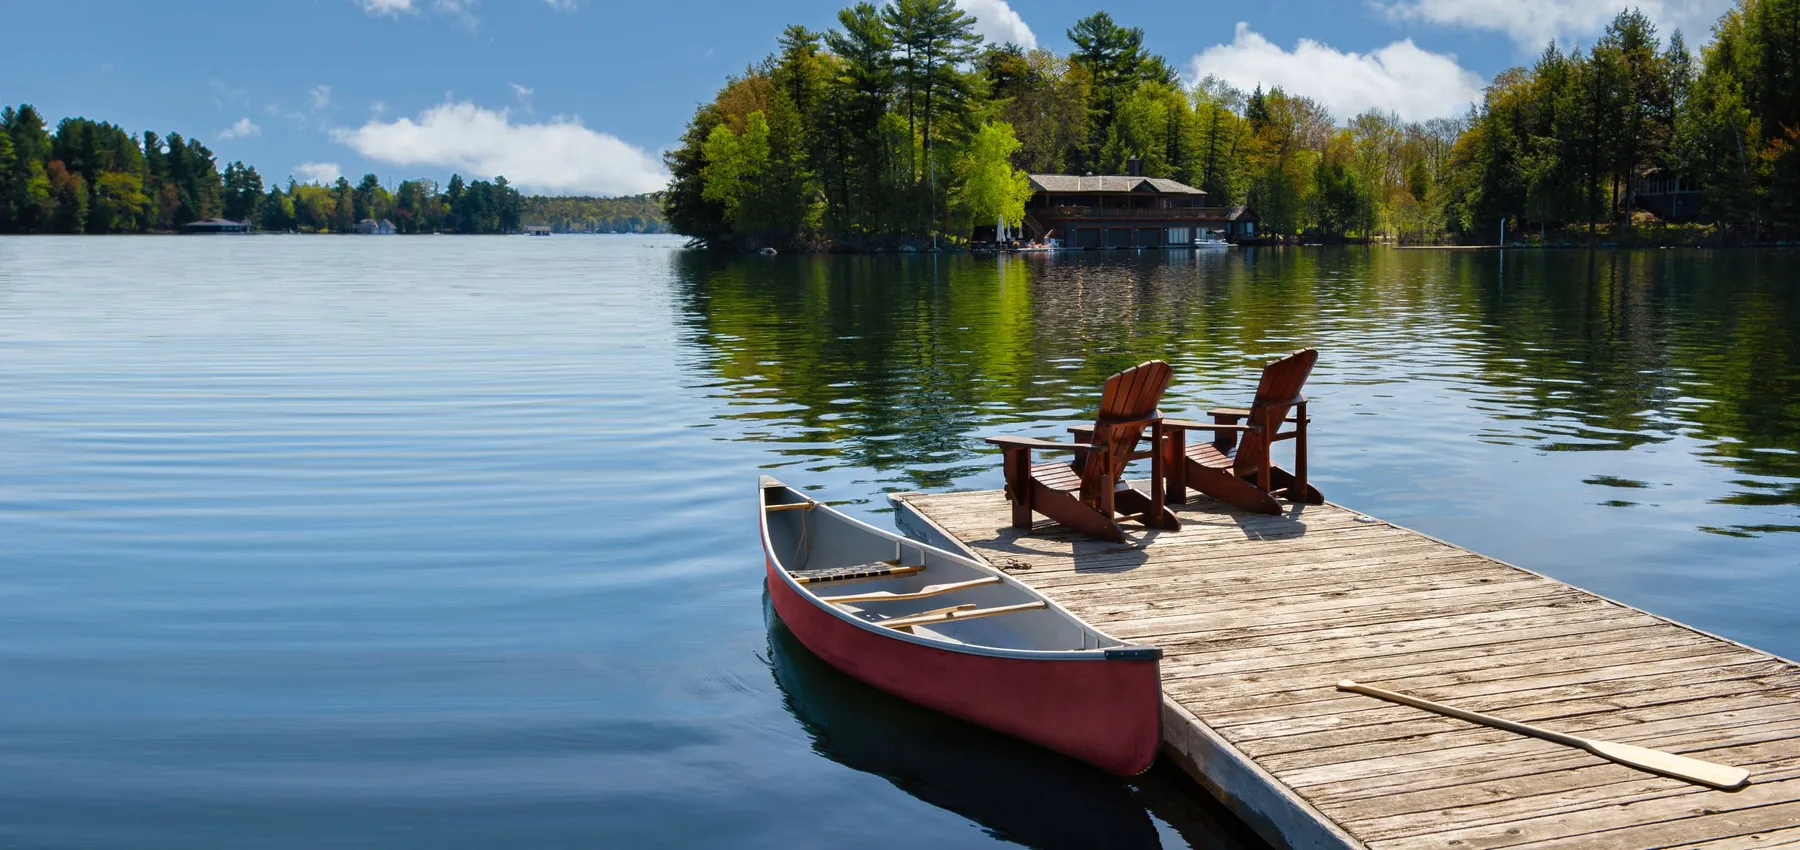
xmin=1163 ymin=419 xmax=1261 ymax=432
xmin=1208 ymin=407 xmax=1310 ymax=423
xmin=985 ymin=435 xmax=1090 ymax=452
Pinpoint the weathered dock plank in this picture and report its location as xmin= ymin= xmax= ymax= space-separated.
xmin=892 ymin=486 xmax=1800 ymax=850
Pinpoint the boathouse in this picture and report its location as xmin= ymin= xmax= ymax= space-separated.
xmin=354 ymin=218 xmax=398 ymax=235
xmin=179 ymin=218 xmax=249 ymax=234
xmin=1021 ymin=159 xmax=1253 ymax=248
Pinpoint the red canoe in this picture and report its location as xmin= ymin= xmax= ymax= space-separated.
xmin=759 ymin=476 xmax=1163 ymax=775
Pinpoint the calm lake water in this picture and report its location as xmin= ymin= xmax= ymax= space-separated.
xmin=2 ymin=235 xmax=1796 ymax=849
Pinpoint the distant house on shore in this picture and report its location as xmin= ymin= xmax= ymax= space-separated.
xmin=180 ymin=218 xmax=250 ymax=234
xmin=1004 ymin=158 xmax=1257 ymax=247
xmin=1226 ymin=206 xmax=1259 ymax=241
xmin=524 ymin=225 xmax=552 ymax=236
xmin=355 ymin=218 xmax=397 ymax=235
xmin=1633 ymin=172 xmax=1703 ymax=222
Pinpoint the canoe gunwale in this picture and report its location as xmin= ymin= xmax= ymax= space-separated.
xmin=759 ymin=477 xmax=1159 ymax=663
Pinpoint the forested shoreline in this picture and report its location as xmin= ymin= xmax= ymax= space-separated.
xmin=522 ymin=194 xmax=669 ymax=233
xmin=666 ymin=0 xmax=1800 ymax=251
xmin=0 ymin=104 xmax=667 ymax=235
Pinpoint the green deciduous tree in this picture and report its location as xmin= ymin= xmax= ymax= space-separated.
xmin=950 ymin=121 xmax=1033 ymax=233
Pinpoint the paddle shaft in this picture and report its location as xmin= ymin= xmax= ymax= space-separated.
xmin=1337 ymin=680 xmax=1585 ymax=748
xmin=1336 ymin=679 xmax=1750 ymax=790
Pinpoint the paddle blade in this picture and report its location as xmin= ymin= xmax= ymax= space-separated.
xmin=1582 ymin=739 xmax=1749 ymax=790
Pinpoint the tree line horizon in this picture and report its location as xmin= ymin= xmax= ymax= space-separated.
xmin=665 ymin=0 xmax=1799 ymax=251
xmin=0 ymin=106 xmax=669 ymax=235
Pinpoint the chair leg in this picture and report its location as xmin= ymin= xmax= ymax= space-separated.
xmin=1211 ymin=412 xmax=1239 ymax=452
xmin=1031 ymin=483 xmax=1126 ymax=543
xmin=1185 ymin=461 xmax=1283 ymax=515
xmin=1267 ymin=465 xmax=1325 ymax=505
xmin=1115 ymin=487 xmax=1181 ymax=532
xmin=1293 ymin=402 xmax=1309 ymax=503
xmin=1003 ymin=448 xmax=1033 ymax=529
xmin=1149 ymin=420 xmax=1167 ymax=521
xmin=1163 ymin=426 xmax=1187 ymax=504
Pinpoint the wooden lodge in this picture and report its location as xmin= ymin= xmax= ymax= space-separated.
xmin=179 ymin=218 xmax=250 ymax=234
xmin=1020 ymin=158 xmax=1257 ymax=248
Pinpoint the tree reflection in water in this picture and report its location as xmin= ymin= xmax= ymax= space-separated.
xmin=674 ymin=248 xmax=1800 ymax=536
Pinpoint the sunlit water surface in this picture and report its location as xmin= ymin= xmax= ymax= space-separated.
xmin=2 ymin=235 xmax=1796 ymax=848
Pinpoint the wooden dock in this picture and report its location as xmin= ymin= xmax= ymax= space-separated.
xmin=891 ymin=486 xmax=1800 ymax=850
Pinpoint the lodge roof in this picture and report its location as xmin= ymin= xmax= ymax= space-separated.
xmin=1027 ymin=174 xmax=1206 ymax=195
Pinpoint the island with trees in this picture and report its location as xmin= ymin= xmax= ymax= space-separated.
xmin=664 ymin=0 xmax=1800 ymax=251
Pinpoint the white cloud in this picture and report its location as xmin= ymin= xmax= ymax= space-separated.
xmin=957 ymin=0 xmax=1035 ymax=50
xmin=218 ymin=117 xmax=260 ymax=140
xmin=294 ymin=162 xmax=343 ymax=185
xmin=310 ymin=85 xmax=332 ymax=110
xmin=544 ymin=0 xmax=578 ymax=10
xmin=210 ymin=78 xmax=249 ymax=110
xmin=355 ymin=0 xmax=485 ymax=28
xmin=331 ymin=101 xmax=668 ymax=195
xmin=370 ymin=100 xmax=388 ymax=115
xmin=509 ymin=82 xmax=533 ymax=102
xmin=433 ymin=0 xmax=479 ymax=30
xmin=356 ymin=0 xmax=414 ymax=15
xmin=1188 ymin=23 xmax=1483 ymax=122
xmin=1379 ymin=0 xmax=1734 ymax=49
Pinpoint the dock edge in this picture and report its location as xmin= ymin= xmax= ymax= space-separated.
xmin=890 ymin=491 xmax=1365 ymax=850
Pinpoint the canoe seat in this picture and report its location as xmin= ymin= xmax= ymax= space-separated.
xmin=879 ymin=600 xmax=1049 ymax=630
xmin=790 ymin=561 xmax=923 ymax=585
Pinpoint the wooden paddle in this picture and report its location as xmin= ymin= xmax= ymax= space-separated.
xmin=1336 ymin=679 xmax=1750 ymax=791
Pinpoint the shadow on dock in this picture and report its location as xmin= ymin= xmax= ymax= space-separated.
xmin=941 ymin=494 xmax=1319 ymax=579
xmin=763 ymin=592 xmax=1266 ymax=849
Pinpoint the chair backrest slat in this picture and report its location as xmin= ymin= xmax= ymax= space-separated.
xmin=1233 ymin=349 xmax=1317 ymax=477
xmin=1080 ymin=361 xmax=1173 ymax=499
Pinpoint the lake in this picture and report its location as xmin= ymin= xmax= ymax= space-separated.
xmin=1 ymin=235 xmax=1796 ymax=849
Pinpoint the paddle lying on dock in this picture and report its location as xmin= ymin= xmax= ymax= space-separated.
xmin=1336 ymin=679 xmax=1750 ymax=791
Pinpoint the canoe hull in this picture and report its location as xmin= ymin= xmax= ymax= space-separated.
xmin=764 ymin=555 xmax=1163 ymax=776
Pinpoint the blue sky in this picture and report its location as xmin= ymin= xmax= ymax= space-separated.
xmin=0 ymin=0 xmax=1733 ymax=196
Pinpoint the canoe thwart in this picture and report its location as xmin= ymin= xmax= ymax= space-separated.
xmin=764 ymin=501 xmax=818 ymax=513
xmin=789 ymin=561 xmax=918 ymax=585
xmin=879 ymin=600 xmax=1049 ymax=630
xmin=820 ymin=576 xmax=1003 ymax=604
xmin=882 ymin=603 xmax=978 ymax=626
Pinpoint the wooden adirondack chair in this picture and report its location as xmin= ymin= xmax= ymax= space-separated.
xmin=1162 ymin=349 xmax=1323 ymax=515
xmin=986 ymin=361 xmax=1181 ymax=543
